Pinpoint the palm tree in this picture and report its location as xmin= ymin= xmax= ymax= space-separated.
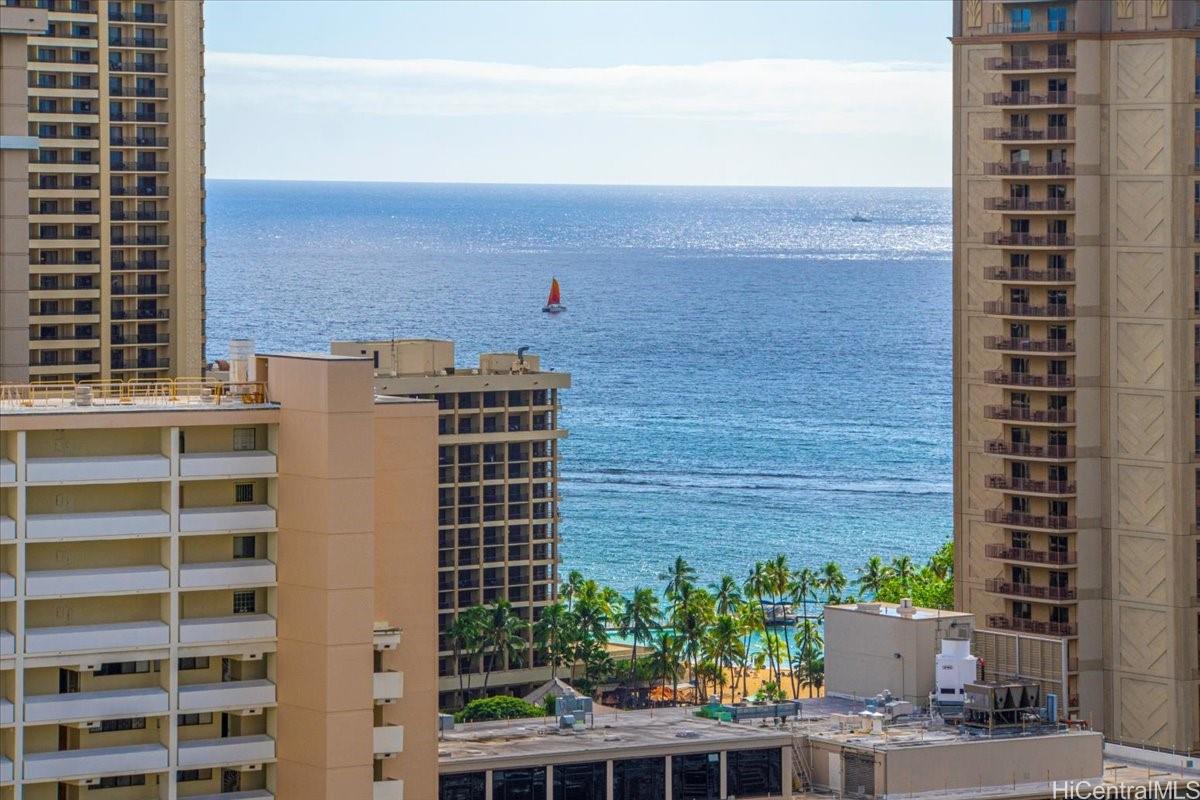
xmin=797 ymin=654 xmax=825 ymax=698
xmin=743 ymin=561 xmax=777 ymax=684
xmin=660 ymin=556 xmax=697 ymax=623
xmin=677 ymin=588 xmax=715 ymax=694
xmin=788 ymin=566 xmax=818 ymax=693
xmin=709 ymin=574 xmax=742 ymax=617
xmin=765 ymin=555 xmax=798 ymax=698
xmin=649 ymin=630 xmax=684 ymax=704
xmin=856 ymin=555 xmax=894 ymax=598
xmin=560 ymin=570 xmax=586 ymax=612
xmin=571 ymin=592 xmax=610 ymax=681
xmin=478 ymin=601 xmax=530 ymax=692
xmin=618 ymin=587 xmax=660 ymax=689
xmin=792 ymin=619 xmax=823 ymax=696
xmin=819 ymin=561 xmax=847 ymax=605
xmin=734 ymin=599 xmax=761 ymax=699
xmin=706 ymin=614 xmax=745 ymax=703
xmin=446 ymin=607 xmax=486 ymax=708
xmin=533 ymin=601 xmax=576 ymax=680
xmin=891 ymin=555 xmax=916 ymax=592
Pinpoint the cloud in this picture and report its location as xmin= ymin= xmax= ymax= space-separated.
xmin=205 ymin=52 xmax=950 ymax=135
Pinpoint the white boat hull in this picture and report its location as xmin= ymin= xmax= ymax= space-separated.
xmin=542 ymin=304 xmax=566 ymax=314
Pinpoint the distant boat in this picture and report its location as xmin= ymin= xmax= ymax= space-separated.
xmin=851 ymin=213 xmax=872 ymax=222
xmin=543 ymin=278 xmax=566 ymax=314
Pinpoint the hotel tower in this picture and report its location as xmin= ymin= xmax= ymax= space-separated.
xmin=0 ymin=354 xmax=437 ymax=800
xmin=0 ymin=0 xmax=205 ymax=384
xmin=954 ymin=0 xmax=1200 ymax=753
xmin=331 ymin=339 xmax=569 ymax=709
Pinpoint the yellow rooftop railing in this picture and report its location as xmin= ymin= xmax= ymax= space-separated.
xmin=0 ymin=378 xmax=267 ymax=410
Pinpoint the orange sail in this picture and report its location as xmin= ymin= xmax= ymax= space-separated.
xmin=546 ymin=278 xmax=561 ymax=306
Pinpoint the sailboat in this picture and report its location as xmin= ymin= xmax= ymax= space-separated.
xmin=542 ymin=278 xmax=566 ymax=314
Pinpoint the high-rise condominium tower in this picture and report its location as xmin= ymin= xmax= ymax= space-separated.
xmin=332 ymin=339 xmax=569 ymax=709
xmin=954 ymin=0 xmax=1200 ymax=753
xmin=1 ymin=0 xmax=205 ymax=383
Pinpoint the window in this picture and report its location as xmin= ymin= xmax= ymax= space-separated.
xmin=1047 ymin=6 xmax=1069 ymax=32
xmin=671 ymin=753 xmax=719 ymax=800
xmin=492 ymin=768 xmax=547 ymax=800
xmin=233 ymin=590 xmax=257 ymax=614
xmin=95 ymin=661 xmax=152 ymax=676
xmin=178 ymin=657 xmax=210 ymax=671
xmin=234 ymin=483 xmax=254 ymax=504
xmin=1011 ymin=531 xmax=1030 ymax=549
xmin=1009 ymin=6 xmax=1031 ymax=32
xmin=613 ymin=758 xmax=665 ymax=800
xmin=440 ymin=772 xmax=486 ymax=800
xmin=1012 ymin=601 xmax=1032 ymax=619
xmin=1050 ymin=606 xmax=1070 ymax=624
xmin=177 ymin=769 xmax=214 ymax=783
xmin=232 ymin=427 xmax=256 ymax=451
xmin=233 ymin=535 xmax=256 ymax=560
xmin=726 ymin=749 xmax=783 ymax=798
xmin=89 ymin=775 xmax=146 ymax=790
xmin=553 ymin=762 xmax=606 ymax=800
xmin=178 ymin=713 xmax=213 ymax=726
xmin=96 ymin=717 xmax=145 ymax=732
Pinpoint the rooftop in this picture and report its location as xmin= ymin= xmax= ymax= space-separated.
xmin=0 ymin=380 xmax=274 ymax=414
xmin=827 ymin=601 xmax=974 ymax=621
xmin=438 ymin=705 xmax=791 ymax=769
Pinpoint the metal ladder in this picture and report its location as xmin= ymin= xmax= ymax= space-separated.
xmin=791 ymin=734 xmax=812 ymax=793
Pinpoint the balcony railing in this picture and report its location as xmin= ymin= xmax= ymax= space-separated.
xmin=984 ymin=542 xmax=1077 ymax=565
xmin=110 ymin=185 xmax=168 ymax=196
xmin=984 ymin=439 xmax=1075 ymax=459
xmin=108 ymin=37 xmax=168 ymax=49
xmin=112 ymin=259 xmax=169 ymax=270
xmin=985 ymin=91 xmax=1075 ymax=106
xmin=110 ymin=309 xmax=169 ymax=320
xmin=110 ymin=136 xmax=169 ymax=147
xmin=111 ymin=161 xmax=169 ymax=172
xmin=984 ymin=56 xmax=1075 ymax=71
xmin=982 ymin=371 xmax=1075 ymax=389
xmin=982 ymin=336 xmax=1074 ymax=354
xmin=985 ymin=474 xmax=1075 ymax=495
xmin=108 ymin=62 xmax=168 ymax=74
xmin=985 ymin=508 xmax=1077 ymax=530
xmin=985 ymin=578 xmax=1076 ymax=601
xmin=984 ymin=405 xmax=1075 ymax=424
xmin=984 ymin=161 xmax=1074 ymax=176
xmin=983 ymin=127 xmax=1074 ymax=142
xmin=108 ymin=11 xmax=168 ymax=22
xmin=984 ymin=198 xmax=1074 ymax=212
xmin=27 ymin=564 xmax=168 ymax=597
xmin=982 ymin=301 xmax=1074 ymax=318
xmin=110 ymin=283 xmax=169 ymax=295
xmin=24 ymin=744 xmax=167 ymax=781
xmin=984 ymin=232 xmax=1074 ymax=247
xmin=108 ymin=85 xmax=168 ymax=97
xmin=987 ymin=613 xmax=1076 ymax=636
xmin=982 ymin=267 xmax=1074 ymax=284
xmin=110 ymin=210 xmax=170 ymax=221
xmin=26 ymin=452 xmax=169 ymax=483
xmin=108 ymin=110 xmax=168 ymax=122
xmin=110 ymin=234 xmax=169 ymax=246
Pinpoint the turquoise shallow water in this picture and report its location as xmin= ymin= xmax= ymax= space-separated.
xmin=205 ymin=181 xmax=952 ymax=595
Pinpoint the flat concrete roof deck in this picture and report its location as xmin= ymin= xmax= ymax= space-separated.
xmin=439 ymin=706 xmax=792 ymax=770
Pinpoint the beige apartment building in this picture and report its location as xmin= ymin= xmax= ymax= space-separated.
xmin=953 ymin=0 xmax=1200 ymax=753
xmin=0 ymin=352 xmax=437 ymax=799
xmin=1 ymin=0 xmax=205 ymax=384
xmin=331 ymin=339 xmax=569 ymax=709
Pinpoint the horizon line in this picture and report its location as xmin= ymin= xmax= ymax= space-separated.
xmin=204 ymin=176 xmax=952 ymax=190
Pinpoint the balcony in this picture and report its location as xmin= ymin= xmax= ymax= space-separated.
xmin=111 ymin=259 xmax=169 ymax=271
xmin=0 ymin=757 xmax=9 ymax=783
xmin=108 ymin=62 xmax=167 ymax=74
xmin=186 ymin=793 xmax=273 ymax=800
xmin=178 ymin=679 xmax=276 ymax=712
xmin=180 ymin=504 xmax=276 ymax=534
xmin=981 ymin=302 xmax=1074 ymax=318
xmin=177 ymin=735 xmax=275 ymax=768
xmin=110 ymin=234 xmax=169 ymax=246
xmin=108 ymin=11 xmax=168 ymax=22
xmin=179 ymin=614 xmax=276 ymax=644
xmin=982 ymin=371 xmax=1075 ymax=389
xmin=983 ymin=405 xmax=1075 ymax=426
xmin=25 ymin=686 xmax=168 ymax=723
xmin=108 ymin=110 xmax=168 ymax=122
xmin=373 ymin=724 xmax=404 ymax=757
xmin=984 ymin=232 xmax=1074 ymax=248
xmin=982 ymin=336 xmax=1074 ymax=353
xmin=25 ymin=453 xmax=168 ymax=483
xmin=26 ymin=619 xmax=169 ymax=653
xmin=108 ymin=84 xmax=168 ymax=96
xmin=110 ymin=161 xmax=170 ymax=172
xmin=374 ymin=626 xmax=403 ymax=651
xmin=984 ymin=161 xmax=1074 ymax=177
xmin=110 ymin=309 xmax=169 ymax=320
xmin=179 ymin=560 xmax=276 ymax=589
xmin=110 ymin=185 xmax=168 ymax=197
xmin=986 ymin=20 xmax=1075 ymax=35
xmin=0 ymin=574 xmax=12 ymax=599
xmin=26 ymin=508 xmax=169 ymax=540
xmin=110 ymin=282 xmax=169 ymax=296
xmin=984 ymin=508 xmax=1077 ymax=530
xmin=180 ymin=451 xmax=277 ymax=478
xmin=983 ymin=127 xmax=1074 ymax=142
xmin=986 ymin=614 xmax=1076 ymax=636
xmin=374 ymin=671 xmax=403 ymax=703
xmin=985 ymin=56 xmax=1075 ymax=71
xmin=985 ymin=578 xmax=1076 ymax=601
xmin=984 ymin=435 xmax=1074 ymax=459
xmin=985 ymin=91 xmax=1075 ymax=106
xmin=27 ymin=565 xmax=168 ymax=597
xmin=984 ymin=543 xmax=1077 ymax=565
xmin=374 ymin=780 xmax=404 ymax=800
xmin=24 ymin=743 xmax=167 ymax=781
xmin=983 ymin=198 xmax=1074 ymax=212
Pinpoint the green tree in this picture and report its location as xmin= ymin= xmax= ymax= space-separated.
xmin=446 ymin=606 xmax=488 ymax=708
xmin=478 ymin=601 xmax=530 ymax=692
xmin=618 ymin=586 xmax=660 ymax=688
xmin=705 ymin=614 xmax=746 ymax=703
xmin=819 ymin=561 xmax=847 ymax=605
xmin=890 ymin=555 xmax=916 ymax=591
xmin=765 ymin=555 xmax=798 ymax=697
xmin=533 ymin=601 xmax=577 ymax=680
xmin=856 ymin=555 xmax=894 ymax=598
xmin=744 ymin=561 xmax=778 ymax=684
xmin=710 ymin=574 xmax=742 ymax=616
xmin=560 ymin=570 xmax=586 ymax=612
xmin=660 ymin=556 xmax=698 ymax=624
xmin=797 ymin=654 xmax=825 ymax=698
xmin=677 ymin=587 xmax=715 ymax=695
xmin=648 ymin=630 xmax=684 ymax=704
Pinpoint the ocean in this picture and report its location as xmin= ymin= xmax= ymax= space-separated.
xmin=205 ymin=180 xmax=952 ymax=596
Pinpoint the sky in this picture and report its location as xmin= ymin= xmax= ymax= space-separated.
xmin=203 ymin=0 xmax=953 ymax=187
